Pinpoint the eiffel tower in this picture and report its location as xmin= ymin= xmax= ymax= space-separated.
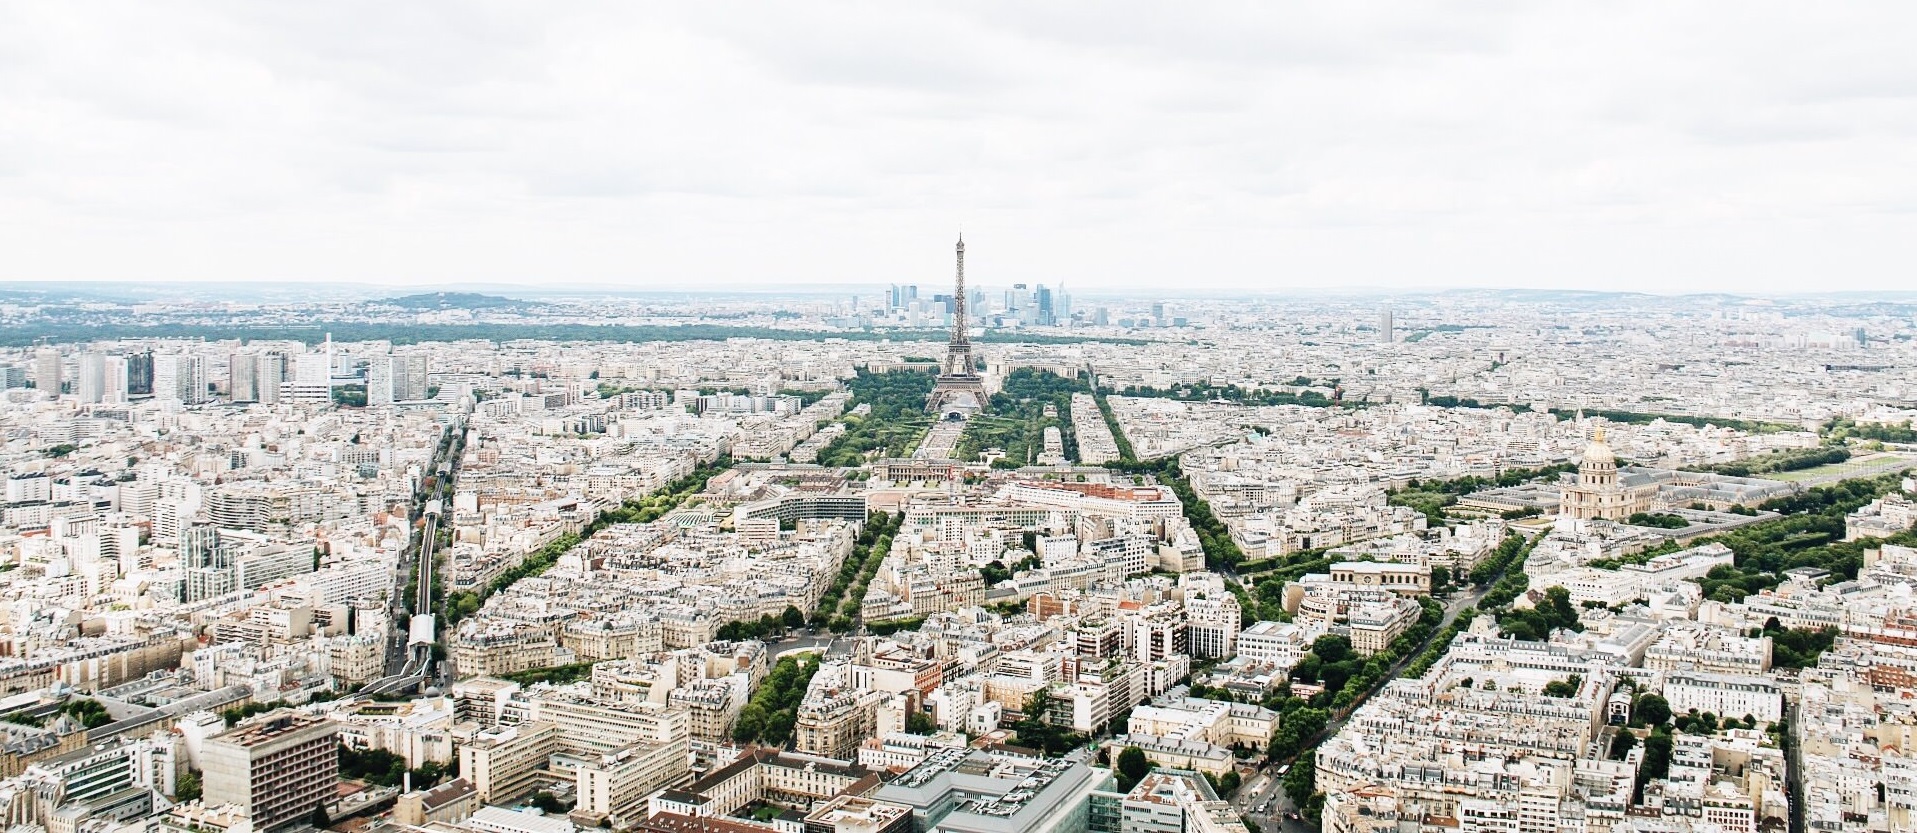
xmin=927 ymin=234 xmax=988 ymax=417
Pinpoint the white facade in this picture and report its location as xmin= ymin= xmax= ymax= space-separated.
xmin=1663 ymin=671 xmax=1783 ymax=723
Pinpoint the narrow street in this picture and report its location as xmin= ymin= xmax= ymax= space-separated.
xmin=1234 ymin=531 xmax=1538 ymax=830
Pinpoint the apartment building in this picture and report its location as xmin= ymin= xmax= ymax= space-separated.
xmin=199 ymin=711 xmax=339 ymax=832
xmin=1185 ymin=595 xmax=1242 ymax=660
xmin=459 ymin=722 xmax=561 ymax=805
xmin=1235 ymin=621 xmax=1309 ymax=671
xmin=794 ymin=663 xmax=882 ymax=761
xmin=573 ymin=736 xmax=692 ymax=824
xmin=526 ymin=694 xmax=684 ymax=757
xmin=1661 ymin=671 xmax=1783 ymax=723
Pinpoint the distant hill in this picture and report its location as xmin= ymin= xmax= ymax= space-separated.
xmin=376 ymin=292 xmax=544 ymax=311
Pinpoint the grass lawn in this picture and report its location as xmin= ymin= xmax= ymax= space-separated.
xmin=1765 ymin=453 xmax=1911 ymax=483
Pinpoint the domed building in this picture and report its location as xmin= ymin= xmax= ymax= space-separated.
xmin=1559 ymin=425 xmax=1655 ymax=520
xmin=1461 ymin=420 xmax=1801 ymax=521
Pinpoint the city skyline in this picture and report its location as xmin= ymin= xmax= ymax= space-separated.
xmin=9 ymin=6 xmax=1917 ymax=833
xmin=2 ymin=274 xmax=1915 ymax=833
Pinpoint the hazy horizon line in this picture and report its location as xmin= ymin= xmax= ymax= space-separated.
xmin=6 ymin=279 xmax=1917 ymax=303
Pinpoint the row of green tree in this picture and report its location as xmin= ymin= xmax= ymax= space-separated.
xmin=1198 ymin=550 xmax=1511 ymax=822
xmin=716 ymin=606 xmax=810 ymax=642
xmin=1185 ymin=598 xmax=1445 ymax=766
xmin=1408 ymin=396 xmax=1805 ymax=435
xmin=1421 ymin=394 xmax=1507 ymax=409
xmin=1825 ymin=417 xmax=1917 ymax=444
xmin=867 ymin=614 xmax=928 ymax=636
xmin=1400 ymin=535 xmax=1540 ymax=676
xmin=1092 ymin=391 xmax=1140 ymax=462
xmin=1257 ymin=601 xmax=1444 ymax=824
xmin=1283 ymin=756 xmax=1321 ymax=819
xmin=1107 ymin=457 xmax=1249 ymax=571
xmin=1547 ymin=408 xmax=1797 ymax=434
xmin=1402 ymin=604 xmax=1478 ymax=679
xmin=1233 ymin=544 xmax=1332 ymax=577
xmin=810 ymin=511 xmax=902 ymax=631
xmin=1688 ymin=444 xmax=1850 ymax=478
xmin=1469 ymin=532 xmax=1553 ymax=639
xmin=732 ymin=654 xmax=823 ymax=746
xmin=1102 ymin=382 xmax=1337 ymax=408
xmin=1312 ymin=599 xmax=1443 ymax=712
xmin=1469 ymin=531 xmax=1533 ymax=585
xmin=1625 ymin=512 xmax=1690 ymax=529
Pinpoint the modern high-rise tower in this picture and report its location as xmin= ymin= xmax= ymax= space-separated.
xmin=927 ymin=234 xmax=988 ymax=415
xmin=77 ymin=353 xmax=107 ymax=404
xmin=102 ymin=355 xmax=128 ymax=403
xmin=30 ymin=348 xmax=61 ymax=393
xmin=126 ymin=352 xmax=153 ymax=396
xmin=154 ymin=354 xmax=207 ymax=405
xmin=1380 ymin=307 xmax=1395 ymax=344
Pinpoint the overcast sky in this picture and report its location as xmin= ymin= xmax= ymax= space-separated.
xmin=3 ymin=3 xmax=1915 ymax=295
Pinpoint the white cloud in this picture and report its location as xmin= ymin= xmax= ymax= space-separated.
xmin=0 ymin=1 xmax=1913 ymax=293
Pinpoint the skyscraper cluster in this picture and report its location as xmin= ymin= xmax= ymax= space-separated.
xmin=1000 ymin=282 xmax=1070 ymax=326
xmin=5 ymin=343 xmax=436 ymax=408
xmin=886 ymin=279 xmax=1071 ymax=327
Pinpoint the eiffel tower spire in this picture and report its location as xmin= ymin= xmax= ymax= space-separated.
xmin=952 ymin=234 xmax=968 ymax=348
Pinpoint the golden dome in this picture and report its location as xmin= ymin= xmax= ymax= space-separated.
xmin=1582 ymin=424 xmax=1615 ymax=465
